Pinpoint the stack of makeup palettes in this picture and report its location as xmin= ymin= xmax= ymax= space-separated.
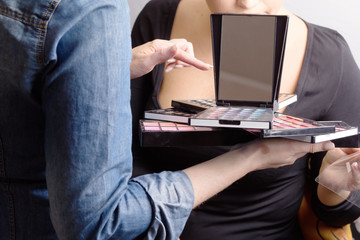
xmin=139 ymin=96 xmax=359 ymax=148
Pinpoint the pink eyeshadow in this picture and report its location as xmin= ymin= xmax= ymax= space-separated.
xmin=195 ymin=126 xmax=213 ymax=131
xmin=160 ymin=122 xmax=176 ymax=127
xmin=144 ymin=126 xmax=161 ymax=131
xmin=178 ymin=127 xmax=195 ymax=131
xmin=161 ymin=126 xmax=178 ymax=131
xmin=143 ymin=122 xmax=159 ymax=127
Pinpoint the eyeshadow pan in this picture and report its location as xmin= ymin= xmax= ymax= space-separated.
xmin=272 ymin=116 xmax=321 ymax=129
xmin=143 ymin=122 xmax=160 ymax=127
xmin=161 ymin=126 xmax=178 ymax=131
xmin=159 ymin=122 xmax=176 ymax=127
xmin=178 ymin=126 xmax=196 ymax=131
xmin=144 ymin=126 xmax=161 ymax=131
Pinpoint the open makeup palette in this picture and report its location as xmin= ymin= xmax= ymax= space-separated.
xmin=145 ymin=93 xmax=298 ymax=124
xmin=284 ymin=120 xmax=359 ymax=147
xmin=171 ymin=93 xmax=297 ymax=114
xmin=139 ymin=14 xmax=359 ymax=147
xmin=189 ymin=14 xmax=290 ymax=129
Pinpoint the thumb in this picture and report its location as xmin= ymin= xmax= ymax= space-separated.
xmin=308 ymin=141 xmax=335 ymax=153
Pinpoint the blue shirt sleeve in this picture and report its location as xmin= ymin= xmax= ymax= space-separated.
xmin=133 ymin=171 xmax=194 ymax=240
xmin=42 ymin=0 xmax=194 ymax=239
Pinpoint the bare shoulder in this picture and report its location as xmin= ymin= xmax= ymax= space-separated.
xmin=171 ymin=0 xmax=210 ymax=38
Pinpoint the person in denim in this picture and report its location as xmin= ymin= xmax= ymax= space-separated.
xmin=0 ymin=0 xmax=335 ymax=239
xmin=131 ymin=1 xmax=360 ymax=239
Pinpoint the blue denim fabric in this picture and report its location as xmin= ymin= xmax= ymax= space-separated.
xmin=0 ymin=0 xmax=194 ymax=239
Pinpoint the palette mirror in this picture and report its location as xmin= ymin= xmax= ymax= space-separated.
xmin=218 ymin=15 xmax=275 ymax=102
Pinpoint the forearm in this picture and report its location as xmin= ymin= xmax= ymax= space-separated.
xmin=317 ymin=186 xmax=350 ymax=206
xmin=312 ymin=187 xmax=360 ymax=227
xmin=183 ymin=146 xmax=256 ymax=207
xmin=44 ymin=1 xmax=156 ymax=239
xmin=317 ymin=160 xmax=350 ymax=206
xmin=316 ymin=149 xmax=358 ymax=206
xmin=184 ymin=139 xmax=334 ymax=208
xmin=312 ymin=149 xmax=360 ymax=226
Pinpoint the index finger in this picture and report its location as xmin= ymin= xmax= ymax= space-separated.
xmin=172 ymin=49 xmax=212 ymax=71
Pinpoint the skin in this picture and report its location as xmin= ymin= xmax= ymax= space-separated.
xmin=205 ymin=0 xmax=285 ymax=14
xmin=159 ymin=0 xmax=307 ymax=109
xmin=131 ymin=38 xmax=211 ymax=79
xmin=318 ymin=148 xmax=360 ymax=205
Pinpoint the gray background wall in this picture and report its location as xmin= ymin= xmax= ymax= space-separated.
xmin=129 ymin=0 xmax=149 ymax=26
xmin=128 ymin=0 xmax=360 ymax=66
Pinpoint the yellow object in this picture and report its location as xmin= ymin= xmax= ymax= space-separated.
xmin=298 ymin=192 xmax=352 ymax=240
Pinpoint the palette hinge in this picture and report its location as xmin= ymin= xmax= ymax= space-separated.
xmin=219 ymin=101 xmax=231 ymax=107
xmin=259 ymin=103 xmax=271 ymax=108
xmin=272 ymin=100 xmax=279 ymax=112
xmin=259 ymin=101 xmax=278 ymax=110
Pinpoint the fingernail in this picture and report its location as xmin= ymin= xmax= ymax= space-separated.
xmin=165 ymin=65 xmax=174 ymax=73
xmin=175 ymin=65 xmax=184 ymax=69
xmin=207 ymin=64 xmax=214 ymax=68
xmin=353 ymin=162 xmax=359 ymax=171
xmin=346 ymin=162 xmax=352 ymax=173
xmin=167 ymin=59 xmax=176 ymax=63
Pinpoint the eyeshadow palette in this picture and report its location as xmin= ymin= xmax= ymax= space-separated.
xmin=188 ymin=14 xmax=289 ymax=129
xmin=144 ymin=109 xmax=336 ymax=138
xmin=284 ymin=121 xmax=359 ymax=147
xmin=189 ymin=106 xmax=274 ymax=129
xmin=139 ymin=120 xmax=358 ymax=148
xmin=139 ymin=120 xmax=256 ymax=147
xmin=144 ymin=107 xmax=273 ymax=128
xmin=171 ymin=93 xmax=297 ymax=114
xmin=278 ymin=93 xmax=298 ymax=110
xmin=171 ymin=98 xmax=216 ymax=113
xmin=244 ymin=114 xmax=336 ymax=138
xmin=144 ymin=108 xmax=193 ymax=124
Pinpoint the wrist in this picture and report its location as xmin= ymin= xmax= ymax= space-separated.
xmin=232 ymin=141 xmax=265 ymax=172
xmin=317 ymin=184 xmax=350 ymax=206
